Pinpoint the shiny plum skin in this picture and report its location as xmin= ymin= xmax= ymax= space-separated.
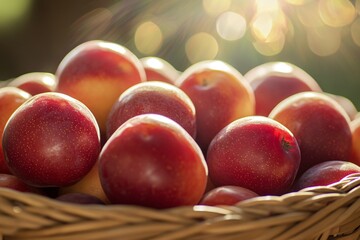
xmin=56 ymin=40 xmax=146 ymax=135
xmin=140 ymin=57 xmax=180 ymax=84
xmin=2 ymin=93 xmax=101 ymax=187
xmin=269 ymin=92 xmax=352 ymax=177
xmin=350 ymin=118 xmax=360 ymax=166
xmin=199 ymin=185 xmax=258 ymax=206
xmin=293 ymin=160 xmax=360 ymax=191
xmin=106 ymin=81 xmax=196 ymax=139
xmin=0 ymin=87 xmax=31 ymax=174
xmin=244 ymin=62 xmax=321 ymax=116
xmin=99 ymin=114 xmax=208 ymax=209
xmin=0 ymin=173 xmax=40 ymax=193
xmin=176 ymin=60 xmax=255 ymax=153
xmin=8 ymin=72 xmax=57 ymax=95
xmin=207 ymin=116 xmax=301 ymax=196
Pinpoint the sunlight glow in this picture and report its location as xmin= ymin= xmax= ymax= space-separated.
xmin=135 ymin=21 xmax=163 ymax=55
xmin=285 ymin=0 xmax=309 ymax=5
xmin=141 ymin=57 xmax=164 ymax=70
xmin=185 ymin=32 xmax=218 ymax=63
xmin=296 ymin=1 xmax=324 ymax=27
xmin=351 ymin=18 xmax=360 ymax=47
xmin=253 ymin=31 xmax=285 ymax=56
xmin=202 ymin=0 xmax=231 ymax=16
xmin=216 ymin=11 xmax=247 ymax=41
xmin=251 ymin=13 xmax=274 ymax=41
xmin=250 ymin=0 xmax=288 ymax=56
xmin=318 ymin=0 xmax=356 ymax=27
xmin=256 ymin=0 xmax=280 ymax=12
xmin=307 ymin=26 xmax=341 ymax=56
xmin=42 ymin=75 xmax=55 ymax=86
xmin=207 ymin=60 xmax=232 ymax=72
xmin=272 ymin=62 xmax=294 ymax=74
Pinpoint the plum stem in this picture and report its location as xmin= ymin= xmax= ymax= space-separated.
xmin=281 ymin=137 xmax=292 ymax=152
xmin=202 ymin=78 xmax=208 ymax=86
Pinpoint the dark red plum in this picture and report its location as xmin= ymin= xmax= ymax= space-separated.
xmin=2 ymin=92 xmax=101 ymax=187
xmin=99 ymin=114 xmax=208 ymax=208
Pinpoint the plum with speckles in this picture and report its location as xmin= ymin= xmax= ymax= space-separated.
xmin=176 ymin=60 xmax=255 ymax=153
xmin=244 ymin=62 xmax=322 ymax=116
xmin=207 ymin=116 xmax=300 ymax=196
xmin=55 ymin=40 xmax=146 ymax=137
xmin=0 ymin=173 xmax=40 ymax=193
xmin=140 ymin=57 xmax=180 ymax=84
xmin=8 ymin=72 xmax=57 ymax=95
xmin=199 ymin=185 xmax=258 ymax=206
xmin=99 ymin=114 xmax=208 ymax=208
xmin=2 ymin=92 xmax=101 ymax=187
xmin=293 ymin=160 xmax=360 ymax=191
xmin=0 ymin=87 xmax=31 ymax=174
xmin=106 ymin=81 xmax=196 ymax=139
xmin=269 ymin=92 xmax=352 ymax=177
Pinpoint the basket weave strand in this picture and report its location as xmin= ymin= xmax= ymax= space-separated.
xmin=1 ymin=173 xmax=360 ymax=240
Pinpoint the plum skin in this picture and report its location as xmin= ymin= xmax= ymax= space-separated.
xmin=293 ymin=160 xmax=360 ymax=190
xmin=199 ymin=185 xmax=259 ymax=206
xmin=2 ymin=93 xmax=101 ymax=187
xmin=99 ymin=114 xmax=208 ymax=209
xmin=207 ymin=116 xmax=301 ymax=196
xmin=269 ymin=92 xmax=352 ymax=176
xmin=106 ymin=81 xmax=196 ymax=139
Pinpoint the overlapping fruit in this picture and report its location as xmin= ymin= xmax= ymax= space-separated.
xmin=1 ymin=40 xmax=360 ymax=208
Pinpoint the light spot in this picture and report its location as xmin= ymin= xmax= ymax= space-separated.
xmin=135 ymin=21 xmax=163 ymax=55
xmin=256 ymin=0 xmax=280 ymax=12
xmin=318 ymin=0 xmax=356 ymax=27
xmin=216 ymin=11 xmax=247 ymax=41
xmin=185 ymin=32 xmax=218 ymax=63
xmin=307 ymin=25 xmax=341 ymax=56
xmin=202 ymin=0 xmax=231 ymax=16
xmin=351 ymin=18 xmax=360 ymax=47
xmin=285 ymin=0 xmax=309 ymax=5
xmin=141 ymin=57 xmax=164 ymax=70
xmin=272 ymin=62 xmax=294 ymax=74
xmin=296 ymin=1 xmax=324 ymax=27
xmin=251 ymin=13 xmax=274 ymax=41
xmin=253 ymin=31 xmax=285 ymax=56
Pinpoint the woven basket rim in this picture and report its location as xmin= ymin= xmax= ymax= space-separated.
xmin=1 ymin=173 xmax=360 ymax=240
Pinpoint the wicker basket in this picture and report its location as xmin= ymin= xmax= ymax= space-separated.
xmin=1 ymin=173 xmax=360 ymax=240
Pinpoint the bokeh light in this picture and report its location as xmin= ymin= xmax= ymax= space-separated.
xmin=1 ymin=0 xmax=360 ymax=109
xmin=216 ymin=11 xmax=247 ymax=41
xmin=351 ymin=18 xmax=360 ymax=47
xmin=185 ymin=32 xmax=218 ymax=63
xmin=256 ymin=0 xmax=280 ymax=12
xmin=249 ymin=0 xmax=288 ymax=56
xmin=307 ymin=25 xmax=341 ymax=56
xmin=202 ymin=0 xmax=231 ymax=16
xmin=135 ymin=21 xmax=163 ymax=55
xmin=296 ymin=1 xmax=324 ymax=27
xmin=253 ymin=31 xmax=286 ymax=56
xmin=251 ymin=13 xmax=272 ymax=41
xmin=318 ymin=0 xmax=356 ymax=28
xmin=285 ymin=0 xmax=308 ymax=6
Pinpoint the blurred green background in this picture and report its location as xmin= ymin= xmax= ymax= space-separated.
xmin=1 ymin=0 xmax=359 ymax=109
